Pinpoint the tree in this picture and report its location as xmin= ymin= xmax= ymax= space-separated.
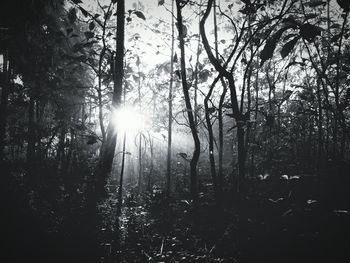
xmin=176 ymin=0 xmax=201 ymax=206
xmin=200 ymin=0 xmax=293 ymax=193
xmin=166 ymin=0 xmax=175 ymax=197
xmin=94 ymin=0 xmax=125 ymax=198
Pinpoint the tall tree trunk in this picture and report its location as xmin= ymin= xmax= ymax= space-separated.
xmin=97 ymin=85 xmax=106 ymax=142
xmin=237 ymin=121 xmax=246 ymax=192
xmin=176 ymin=0 xmax=200 ymax=206
xmin=244 ymin=66 xmax=252 ymax=177
xmin=214 ymin=0 xmax=225 ymax=199
xmin=193 ymin=0 xmax=202 ymax=126
xmin=57 ymin=126 xmax=67 ymax=171
xmin=116 ymin=133 xmax=126 ymax=217
xmin=251 ymin=62 xmax=260 ymax=177
xmin=137 ymin=57 xmax=143 ymax=195
xmin=0 ymin=51 xmax=10 ymax=161
xmin=218 ymin=79 xmax=227 ymax=189
xmin=204 ymin=77 xmax=219 ymax=202
xmin=200 ymin=0 xmax=245 ymax=193
xmin=316 ymin=79 xmax=323 ymax=174
xmin=148 ymin=134 xmax=154 ymax=191
xmin=95 ymin=0 xmax=125 ymax=197
xmin=166 ymin=0 xmax=175 ymax=196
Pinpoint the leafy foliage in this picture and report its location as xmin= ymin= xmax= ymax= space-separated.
xmin=280 ymin=36 xmax=299 ymax=58
xmin=133 ymin=10 xmax=146 ymax=20
xmin=299 ymin=23 xmax=322 ymax=42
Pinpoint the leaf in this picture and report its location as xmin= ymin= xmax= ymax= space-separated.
xmin=307 ymin=1 xmax=326 ymax=7
xmin=72 ymin=0 xmax=83 ymax=4
xmin=87 ymin=135 xmax=97 ymax=145
xmin=304 ymin=13 xmax=318 ymax=19
xmin=281 ymin=36 xmax=299 ymax=58
xmin=331 ymin=33 xmax=341 ymax=43
xmin=260 ymin=38 xmax=277 ymax=66
xmin=299 ymin=89 xmax=315 ymax=102
xmin=68 ymin=8 xmax=77 ymax=23
xmin=89 ymin=22 xmax=95 ymax=31
xmin=174 ymin=69 xmax=181 ymax=79
xmin=173 ymin=53 xmax=178 ymax=63
xmin=199 ymin=69 xmax=210 ymax=82
xmin=337 ymin=0 xmax=350 ymax=11
xmin=260 ymin=26 xmax=292 ymax=66
xmin=84 ymin=31 xmax=95 ymax=39
xmin=283 ymin=33 xmax=297 ymax=41
xmin=111 ymin=0 xmax=117 ymax=3
xmin=158 ymin=0 xmax=165 ymax=5
xmin=178 ymin=152 xmax=188 ymax=160
xmin=282 ymin=90 xmax=293 ymax=101
xmin=133 ymin=11 xmax=146 ymax=20
xmin=285 ymin=61 xmax=305 ymax=69
xmin=330 ymin=23 xmax=341 ymax=29
xmin=79 ymin=6 xmax=88 ymax=17
xmin=282 ymin=17 xmax=302 ymax=28
xmin=207 ymin=107 xmax=216 ymax=114
xmin=105 ymin=10 xmax=112 ymax=20
xmin=299 ymin=23 xmax=322 ymax=42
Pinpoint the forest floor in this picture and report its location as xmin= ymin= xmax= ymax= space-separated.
xmin=101 ymin=173 xmax=350 ymax=263
xmin=2 ymin=166 xmax=350 ymax=263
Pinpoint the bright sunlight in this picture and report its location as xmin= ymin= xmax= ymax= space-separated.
xmin=112 ymin=106 xmax=148 ymax=133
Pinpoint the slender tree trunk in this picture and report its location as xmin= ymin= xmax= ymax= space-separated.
xmin=138 ymin=133 xmax=142 ymax=194
xmin=316 ymin=79 xmax=323 ymax=174
xmin=193 ymin=1 xmax=202 ymax=126
xmin=214 ymin=0 xmax=225 ymax=198
xmin=176 ymin=0 xmax=200 ymax=206
xmin=57 ymin=126 xmax=67 ymax=171
xmin=251 ymin=62 xmax=259 ymax=177
xmin=0 ymin=51 xmax=10 ymax=161
xmin=166 ymin=0 xmax=175 ymax=196
xmin=204 ymin=78 xmax=219 ymax=202
xmin=218 ymin=80 xmax=227 ymax=189
xmin=116 ymin=133 xmax=126 ymax=217
xmin=201 ymin=0 xmax=245 ymax=193
xmin=95 ymin=0 xmax=125 ymax=197
xmin=232 ymin=82 xmax=246 ymax=192
xmin=148 ymin=135 xmax=154 ymax=191
xmin=97 ymin=85 xmax=106 ymax=142
xmin=244 ymin=67 xmax=252 ymax=176
xmin=137 ymin=58 xmax=143 ymax=195
xmin=237 ymin=123 xmax=245 ymax=192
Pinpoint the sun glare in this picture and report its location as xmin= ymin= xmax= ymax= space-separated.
xmin=112 ymin=106 xmax=147 ymax=133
